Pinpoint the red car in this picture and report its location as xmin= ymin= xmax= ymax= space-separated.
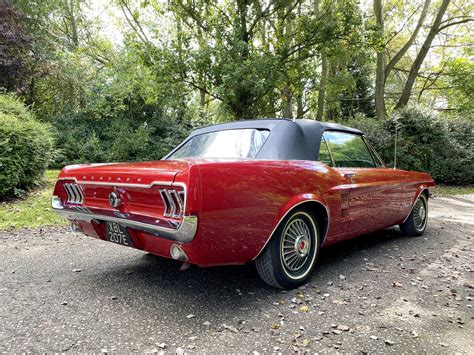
xmin=52 ymin=119 xmax=435 ymax=289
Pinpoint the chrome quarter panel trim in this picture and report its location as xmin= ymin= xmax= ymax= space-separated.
xmin=52 ymin=208 xmax=198 ymax=243
xmin=252 ymin=199 xmax=330 ymax=260
xmin=402 ymin=187 xmax=429 ymax=223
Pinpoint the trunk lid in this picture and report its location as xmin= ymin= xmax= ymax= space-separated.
xmin=60 ymin=160 xmax=191 ymax=185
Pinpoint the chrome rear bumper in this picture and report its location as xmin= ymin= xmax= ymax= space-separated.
xmin=52 ymin=196 xmax=198 ymax=243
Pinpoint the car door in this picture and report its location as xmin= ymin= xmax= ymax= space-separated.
xmin=322 ymin=131 xmax=402 ymax=235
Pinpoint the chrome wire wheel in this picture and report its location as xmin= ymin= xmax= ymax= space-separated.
xmin=280 ymin=213 xmax=316 ymax=278
xmin=413 ymin=196 xmax=427 ymax=231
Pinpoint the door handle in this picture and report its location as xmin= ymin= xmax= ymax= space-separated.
xmin=344 ymin=172 xmax=357 ymax=178
xmin=343 ymin=172 xmax=357 ymax=183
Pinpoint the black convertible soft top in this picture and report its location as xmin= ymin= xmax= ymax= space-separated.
xmin=167 ymin=119 xmax=364 ymax=161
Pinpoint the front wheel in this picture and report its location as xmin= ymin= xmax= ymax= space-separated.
xmin=399 ymin=194 xmax=428 ymax=237
xmin=255 ymin=208 xmax=320 ymax=289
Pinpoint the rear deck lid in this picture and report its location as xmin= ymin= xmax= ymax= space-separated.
xmin=60 ymin=160 xmax=190 ymax=185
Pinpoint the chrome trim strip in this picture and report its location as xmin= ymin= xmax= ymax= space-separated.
xmin=170 ymin=190 xmax=184 ymax=217
xmin=75 ymin=184 xmax=84 ymax=203
xmin=57 ymin=177 xmax=175 ymax=188
xmin=402 ymin=187 xmax=429 ymax=223
xmin=159 ymin=189 xmax=170 ymax=216
xmin=52 ymin=208 xmax=198 ymax=243
xmin=64 ymin=183 xmax=73 ymax=202
xmin=164 ymin=189 xmax=176 ymax=217
xmin=252 ymin=199 xmax=330 ymax=260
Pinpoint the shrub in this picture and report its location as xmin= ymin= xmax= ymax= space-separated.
xmin=51 ymin=106 xmax=191 ymax=167
xmin=0 ymin=94 xmax=55 ymax=199
xmin=347 ymin=107 xmax=473 ymax=185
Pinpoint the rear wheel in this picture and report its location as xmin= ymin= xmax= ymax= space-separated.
xmin=399 ymin=194 xmax=428 ymax=237
xmin=255 ymin=208 xmax=320 ymax=289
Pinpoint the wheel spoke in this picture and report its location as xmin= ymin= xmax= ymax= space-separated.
xmin=412 ymin=198 xmax=427 ymax=229
xmin=287 ymin=254 xmax=299 ymax=268
xmin=281 ymin=216 xmax=315 ymax=273
xmin=288 ymin=224 xmax=300 ymax=238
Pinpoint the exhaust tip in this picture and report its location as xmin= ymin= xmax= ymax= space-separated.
xmin=70 ymin=222 xmax=82 ymax=235
xmin=170 ymin=244 xmax=188 ymax=261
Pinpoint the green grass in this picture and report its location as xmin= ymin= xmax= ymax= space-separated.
xmin=435 ymin=185 xmax=474 ymax=196
xmin=0 ymin=170 xmax=68 ymax=230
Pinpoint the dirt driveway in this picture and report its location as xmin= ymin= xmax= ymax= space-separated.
xmin=0 ymin=195 xmax=472 ymax=353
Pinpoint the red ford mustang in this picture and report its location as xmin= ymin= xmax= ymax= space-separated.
xmin=52 ymin=119 xmax=435 ymax=289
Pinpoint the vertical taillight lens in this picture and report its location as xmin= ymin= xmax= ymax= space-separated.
xmin=63 ymin=183 xmax=84 ymax=204
xmin=159 ymin=188 xmax=185 ymax=218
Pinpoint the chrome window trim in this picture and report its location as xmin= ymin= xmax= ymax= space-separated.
xmin=319 ymin=134 xmax=335 ymax=167
xmin=323 ymin=130 xmax=377 ymax=168
xmin=252 ymin=199 xmax=330 ymax=260
xmin=362 ymin=136 xmax=386 ymax=168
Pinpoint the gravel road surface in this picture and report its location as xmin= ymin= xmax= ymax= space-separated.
xmin=0 ymin=195 xmax=473 ymax=353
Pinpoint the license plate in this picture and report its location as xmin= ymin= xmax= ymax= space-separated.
xmin=105 ymin=222 xmax=133 ymax=247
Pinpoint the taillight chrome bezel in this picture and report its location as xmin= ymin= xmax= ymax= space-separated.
xmin=160 ymin=188 xmax=185 ymax=218
xmin=63 ymin=182 xmax=84 ymax=204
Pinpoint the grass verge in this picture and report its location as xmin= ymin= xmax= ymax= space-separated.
xmin=0 ymin=170 xmax=67 ymax=230
xmin=435 ymin=185 xmax=474 ymax=196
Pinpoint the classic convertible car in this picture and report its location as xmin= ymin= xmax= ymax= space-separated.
xmin=52 ymin=119 xmax=435 ymax=289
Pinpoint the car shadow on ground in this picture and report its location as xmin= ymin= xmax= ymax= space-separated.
xmin=39 ymin=221 xmax=452 ymax=343
xmin=85 ymin=226 xmax=426 ymax=311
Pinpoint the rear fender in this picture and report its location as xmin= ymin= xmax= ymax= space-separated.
xmin=402 ymin=185 xmax=430 ymax=223
xmin=253 ymin=193 xmax=329 ymax=260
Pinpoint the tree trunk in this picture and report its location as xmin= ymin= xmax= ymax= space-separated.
xmin=315 ymin=0 xmax=327 ymax=121
xmin=395 ymin=0 xmax=450 ymax=109
xmin=385 ymin=0 xmax=431 ymax=79
xmin=374 ymin=0 xmax=385 ymax=120
xmin=316 ymin=52 xmax=328 ymax=120
xmin=282 ymin=86 xmax=293 ymax=119
xmin=296 ymin=90 xmax=304 ymax=118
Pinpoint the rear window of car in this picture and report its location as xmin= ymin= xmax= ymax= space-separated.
xmin=168 ymin=129 xmax=270 ymax=159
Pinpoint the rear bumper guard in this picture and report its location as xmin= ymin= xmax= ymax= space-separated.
xmin=52 ymin=197 xmax=198 ymax=243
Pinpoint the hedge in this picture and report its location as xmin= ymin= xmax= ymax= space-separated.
xmin=347 ymin=107 xmax=474 ymax=185
xmin=0 ymin=94 xmax=55 ymax=198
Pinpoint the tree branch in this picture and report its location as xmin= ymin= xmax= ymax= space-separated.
xmin=437 ymin=18 xmax=473 ymax=32
xmin=385 ymin=0 xmax=431 ymax=78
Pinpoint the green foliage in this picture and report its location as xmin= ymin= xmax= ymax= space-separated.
xmin=0 ymin=0 xmax=31 ymax=92
xmin=348 ymin=107 xmax=474 ymax=184
xmin=443 ymin=56 xmax=474 ymax=116
xmin=0 ymin=93 xmax=33 ymax=119
xmin=0 ymin=94 xmax=55 ymax=198
xmin=52 ymin=109 xmax=191 ymax=166
xmin=0 ymin=170 xmax=67 ymax=229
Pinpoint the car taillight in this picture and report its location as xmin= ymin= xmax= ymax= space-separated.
xmin=159 ymin=188 xmax=185 ymax=218
xmin=63 ymin=182 xmax=84 ymax=204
